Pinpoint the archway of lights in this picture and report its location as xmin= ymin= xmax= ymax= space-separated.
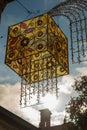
xmin=49 ymin=0 xmax=87 ymax=63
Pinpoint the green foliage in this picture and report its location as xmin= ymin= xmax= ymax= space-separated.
xmin=66 ymin=76 xmax=87 ymax=129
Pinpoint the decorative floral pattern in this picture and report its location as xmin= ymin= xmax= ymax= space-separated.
xmin=5 ymin=13 xmax=69 ymax=83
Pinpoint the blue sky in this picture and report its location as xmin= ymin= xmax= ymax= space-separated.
xmin=0 ymin=0 xmax=87 ymax=127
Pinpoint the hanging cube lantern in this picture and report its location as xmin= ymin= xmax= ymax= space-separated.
xmin=5 ymin=13 xmax=69 ymax=84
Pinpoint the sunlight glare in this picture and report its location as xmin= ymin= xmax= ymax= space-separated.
xmin=41 ymin=93 xmax=58 ymax=110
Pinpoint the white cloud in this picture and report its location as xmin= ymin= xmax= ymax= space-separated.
xmin=76 ymin=67 xmax=87 ymax=76
xmin=0 ymin=83 xmax=20 ymax=110
xmin=51 ymin=110 xmax=65 ymax=126
xmin=0 ymin=82 xmax=40 ymax=127
xmin=0 ymin=76 xmax=11 ymax=82
xmin=82 ymin=61 xmax=87 ymax=65
xmin=59 ymin=75 xmax=75 ymax=94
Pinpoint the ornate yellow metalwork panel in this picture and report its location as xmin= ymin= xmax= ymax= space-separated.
xmin=5 ymin=13 xmax=69 ymax=83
